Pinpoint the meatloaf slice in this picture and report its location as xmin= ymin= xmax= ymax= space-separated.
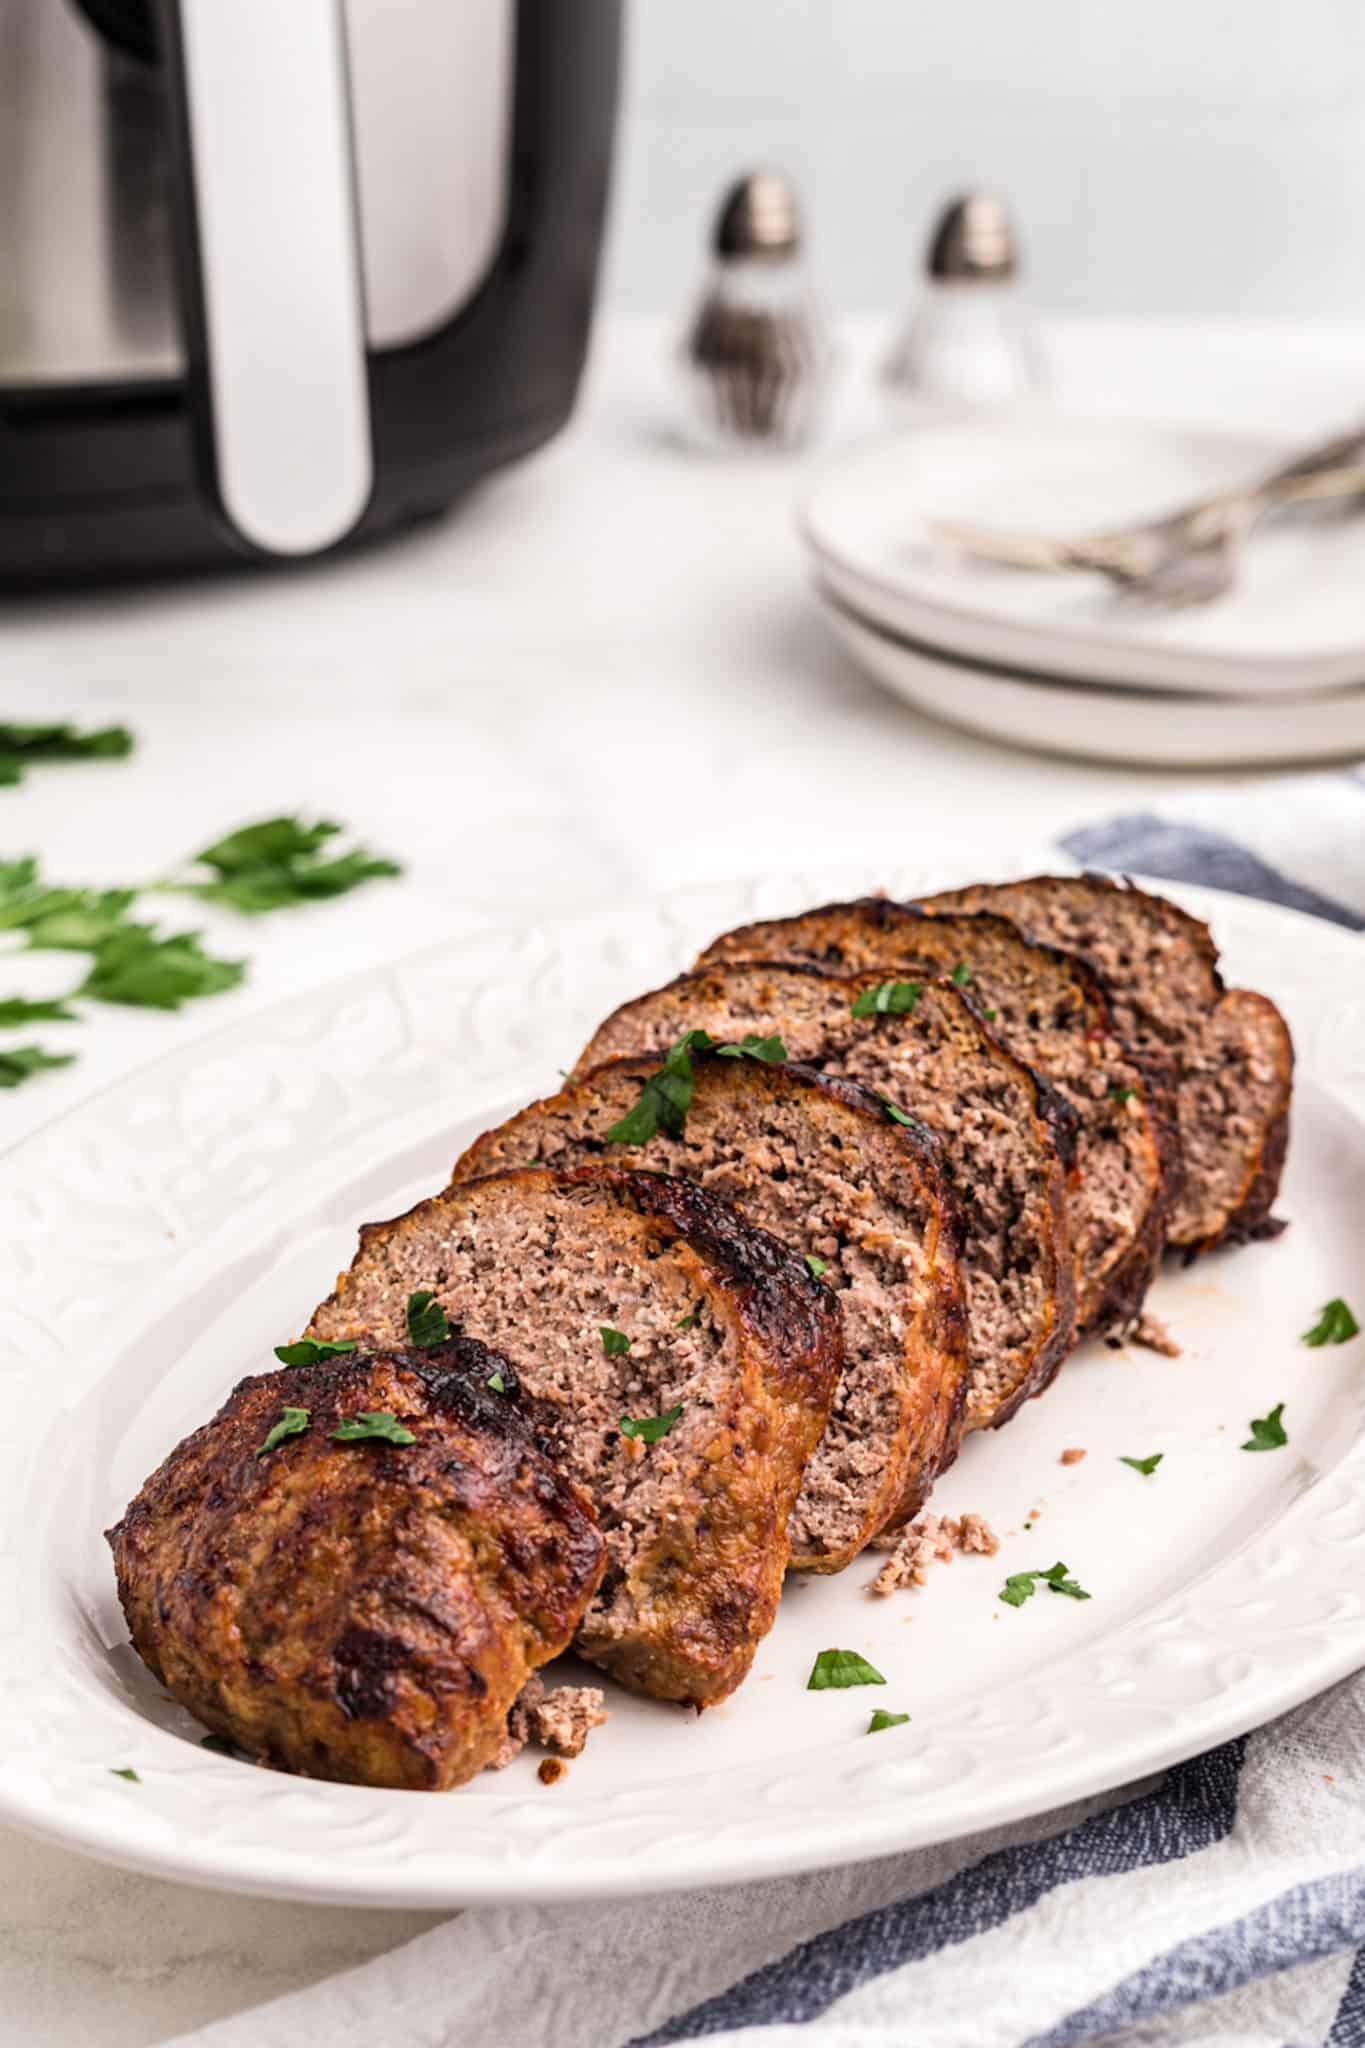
xmin=306 ymin=1166 xmax=841 ymax=1706
xmin=695 ymin=897 xmax=1178 ymax=1335
xmin=451 ymin=1054 xmax=970 ymax=1570
xmin=107 ymin=1339 xmax=606 ymax=1791
xmin=919 ymin=874 xmax=1293 ymax=1249
xmin=575 ymin=966 xmax=1075 ymax=1435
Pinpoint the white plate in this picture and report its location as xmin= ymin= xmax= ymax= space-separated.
xmin=818 ymin=588 xmax=1365 ymax=767
xmin=2 ymin=865 xmax=1364 ymax=1908
xmin=800 ymin=417 xmax=1365 ymax=698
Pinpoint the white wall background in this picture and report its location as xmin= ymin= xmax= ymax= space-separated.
xmin=603 ymin=1 xmax=1365 ymax=319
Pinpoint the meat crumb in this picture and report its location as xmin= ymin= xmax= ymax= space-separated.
xmin=1060 ymin=1447 xmax=1087 ymax=1466
xmin=538 ymin=1757 xmax=568 ymax=1786
xmin=869 ymin=1510 xmax=999 ymax=1595
xmin=1132 ymin=1311 xmax=1182 ymax=1358
xmin=485 ymin=1676 xmax=609 ymax=1770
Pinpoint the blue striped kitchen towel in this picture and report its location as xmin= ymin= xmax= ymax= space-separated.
xmin=171 ymin=780 xmax=1365 ymax=2048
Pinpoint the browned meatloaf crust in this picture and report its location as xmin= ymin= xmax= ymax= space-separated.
xmin=575 ymin=965 xmax=1075 ymax=1436
xmin=695 ymin=897 xmax=1178 ymax=1335
xmin=451 ymin=1053 xmax=970 ymax=1570
xmin=920 ymin=874 xmax=1293 ymax=1250
xmin=306 ymin=1166 xmax=841 ymax=1706
xmin=106 ymin=1339 xmax=606 ymax=1791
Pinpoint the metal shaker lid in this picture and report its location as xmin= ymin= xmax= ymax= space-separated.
xmin=927 ymin=193 xmax=1017 ymax=281
xmin=713 ymin=171 xmax=802 ymax=259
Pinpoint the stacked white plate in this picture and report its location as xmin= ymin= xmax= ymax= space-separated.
xmin=799 ymin=417 xmax=1365 ymax=766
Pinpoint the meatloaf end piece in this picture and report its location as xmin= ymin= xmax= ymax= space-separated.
xmin=307 ymin=1166 xmax=841 ymax=1705
xmin=452 ymin=1053 xmax=970 ymax=1568
xmin=695 ymin=896 xmax=1178 ymax=1335
xmin=575 ymin=965 xmax=1075 ymax=1434
xmin=106 ymin=1339 xmax=605 ymax=1791
xmin=920 ymin=874 xmax=1293 ymax=1250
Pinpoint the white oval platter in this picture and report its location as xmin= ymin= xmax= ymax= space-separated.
xmin=1 ymin=862 xmax=1363 ymax=1908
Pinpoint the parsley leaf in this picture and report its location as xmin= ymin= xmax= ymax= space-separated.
xmin=487 ymin=1371 xmax=507 ymax=1393
xmin=868 ymin=1709 xmax=911 ymax=1732
xmin=21 ymin=893 xmax=140 ymax=951
xmin=1109 ymin=1085 xmax=1135 ymax=1106
xmin=255 ymin=1406 xmax=311 ymax=1457
xmin=78 ymin=927 xmax=244 ymax=1009
xmin=0 ymin=722 xmax=133 ymax=786
xmin=850 ymin=979 xmax=922 ymax=1019
xmin=1120 ymin=1453 xmax=1163 ymax=1476
xmin=619 ymin=1405 xmax=683 ymax=1443
xmin=0 ymin=1043 xmax=76 ymax=1088
xmin=1242 ymin=1403 xmax=1288 ymax=1452
xmin=999 ymin=1561 xmax=1091 ymax=1607
xmin=109 ymin=1766 xmax=140 ymax=1782
xmin=600 ymin=1326 xmax=632 ymax=1355
xmin=881 ymin=1098 xmax=916 ymax=1127
xmin=0 ymin=996 xmax=77 ymax=1025
xmin=805 ymin=1254 xmax=830 ymax=1279
xmin=406 ymin=1290 xmax=450 ymax=1348
xmin=175 ymin=816 xmax=401 ymax=914
xmin=950 ymin=962 xmax=972 ymax=986
xmin=273 ymin=1338 xmax=358 ymax=1368
xmin=1302 ymin=1299 xmax=1360 ymax=1347
xmin=983 ymin=1007 xmax=999 ymax=1022
xmin=807 ymin=1648 xmax=886 ymax=1690
xmin=675 ymin=1309 xmax=700 ymax=1329
xmin=329 ymin=1410 xmax=416 ymax=1445
xmin=714 ymin=1032 xmax=787 ymax=1064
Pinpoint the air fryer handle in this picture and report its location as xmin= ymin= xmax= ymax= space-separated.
xmin=157 ymin=0 xmax=373 ymax=558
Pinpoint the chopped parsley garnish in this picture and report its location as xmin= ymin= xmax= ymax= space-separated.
xmin=273 ymin=1337 xmax=358 ymax=1368
xmin=255 ymin=1405 xmax=311 ymax=1457
xmin=170 ymin=816 xmax=401 ymax=915
xmin=600 ymin=1326 xmax=632 ymax=1355
xmin=807 ymin=1648 xmax=886 ymax=1691
xmin=406 ymin=1289 xmax=450 ymax=1348
xmin=605 ymin=1027 xmax=787 ymax=1144
xmin=330 ymin=1410 xmax=416 ymax=1445
xmin=0 ymin=721 xmax=133 ymax=786
xmin=880 ymin=1098 xmax=916 ymax=1127
xmin=805 ymin=1254 xmax=830 ymax=1279
xmin=868 ymin=1709 xmax=910 ymax=1732
xmin=950 ymin=962 xmax=972 ymax=987
xmin=78 ymin=927 xmax=244 ymax=1009
xmin=0 ymin=996 xmax=77 ymax=1025
xmin=1109 ymin=1085 xmax=1135 ymax=1106
xmin=109 ymin=1766 xmax=140 ymax=1782
xmin=675 ymin=1309 xmax=700 ymax=1329
xmin=619 ymin=1405 xmax=683 ymax=1443
xmin=1242 ymin=1403 xmax=1287 ymax=1452
xmin=1302 ymin=1299 xmax=1360 ymax=1347
xmin=1120 ymin=1453 xmax=1163 ymax=1476
xmin=0 ymin=1043 xmax=76 ymax=1089
xmin=850 ymin=979 xmax=922 ymax=1019
xmin=999 ymin=1561 xmax=1091 ymax=1607
xmin=487 ymin=1371 xmax=507 ymax=1393
xmin=983 ymin=1007 xmax=999 ymax=1022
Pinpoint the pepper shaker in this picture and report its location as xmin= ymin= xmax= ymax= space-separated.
xmin=678 ymin=170 xmax=834 ymax=453
xmin=882 ymin=192 xmax=1047 ymax=415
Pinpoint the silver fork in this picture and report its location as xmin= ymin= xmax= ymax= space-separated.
xmin=928 ymin=425 xmax=1365 ymax=609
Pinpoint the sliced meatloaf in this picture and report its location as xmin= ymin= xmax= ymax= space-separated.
xmin=107 ymin=1339 xmax=606 ymax=1791
xmin=575 ymin=966 xmax=1075 ymax=1435
xmin=306 ymin=1166 xmax=841 ymax=1706
xmin=695 ymin=897 xmax=1178 ymax=1334
xmin=451 ymin=1054 xmax=970 ymax=1570
xmin=920 ymin=874 xmax=1293 ymax=1249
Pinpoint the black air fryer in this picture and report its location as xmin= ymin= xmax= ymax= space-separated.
xmin=0 ymin=0 xmax=622 ymax=582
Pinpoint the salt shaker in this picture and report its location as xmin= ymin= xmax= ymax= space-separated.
xmin=882 ymin=192 xmax=1046 ymax=415
xmin=678 ymin=170 xmax=834 ymax=453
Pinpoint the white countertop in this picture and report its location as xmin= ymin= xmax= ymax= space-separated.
xmin=3 ymin=313 xmax=1363 ymax=2045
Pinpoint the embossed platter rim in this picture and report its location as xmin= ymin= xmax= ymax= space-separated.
xmin=1 ymin=861 xmax=1363 ymax=1907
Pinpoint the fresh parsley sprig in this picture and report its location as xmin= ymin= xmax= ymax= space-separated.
xmin=850 ymin=979 xmax=922 ymax=1019
xmin=868 ymin=1709 xmax=910 ymax=1732
xmin=274 ymin=1337 xmax=358 ymax=1368
xmin=330 ymin=1410 xmax=416 ymax=1445
xmin=807 ymin=1648 xmax=886 ymax=1690
xmin=999 ymin=1561 xmax=1091 ymax=1608
xmin=406 ymin=1290 xmax=451 ymax=1348
xmin=605 ymin=1027 xmax=788 ymax=1145
xmin=1119 ymin=1453 xmax=1163 ymax=1477
xmin=1242 ymin=1403 xmax=1288 ymax=1452
xmin=1303 ymin=1299 xmax=1360 ymax=1347
xmin=165 ymin=816 xmax=401 ymax=916
xmin=0 ymin=1044 xmax=75 ymax=1089
xmin=256 ymin=1406 xmax=311 ymax=1458
xmin=600 ymin=1326 xmax=632 ymax=1355
xmin=0 ymin=722 xmax=133 ymax=787
xmin=619 ymin=1405 xmax=683 ymax=1443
